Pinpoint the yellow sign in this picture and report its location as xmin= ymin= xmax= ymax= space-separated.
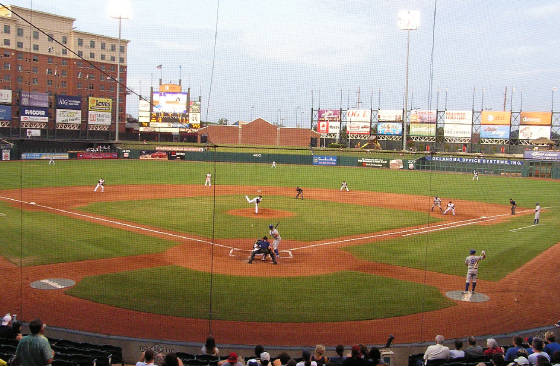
xmin=520 ymin=112 xmax=552 ymax=126
xmin=481 ymin=111 xmax=511 ymax=125
xmin=88 ymin=97 xmax=112 ymax=112
xmin=159 ymin=84 xmax=182 ymax=93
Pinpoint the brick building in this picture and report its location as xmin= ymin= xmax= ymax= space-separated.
xmin=0 ymin=5 xmax=128 ymax=138
xmin=197 ymin=118 xmax=320 ymax=147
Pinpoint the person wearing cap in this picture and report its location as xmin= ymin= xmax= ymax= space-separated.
xmin=529 ymin=339 xmax=550 ymax=366
xmin=423 ymin=335 xmax=450 ymax=364
xmin=13 ymin=318 xmax=55 ymax=366
xmin=465 ymin=249 xmax=486 ymax=293
xmin=261 ymin=352 xmax=272 ymax=366
xmin=0 ymin=314 xmax=22 ymax=341
xmin=245 ymin=345 xmax=265 ymax=366
xmin=534 ymin=203 xmax=541 ymax=224
xmin=512 ymin=356 xmax=530 ymax=366
xmin=221 ymin=352 xmax=243 ymax=366
xmin=268 ymin=224 xmax=281 ymax=261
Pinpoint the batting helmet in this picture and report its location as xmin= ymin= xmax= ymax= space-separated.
xmin=469 ymin=249 xmax=476 ymax=254
xmin=269 ymin=224 xmax=274 ymax=229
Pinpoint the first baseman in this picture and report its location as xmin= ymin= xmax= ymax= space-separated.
xmin=205 ymin=172 xmax=212 ymax=186
xmin=534 ymin=203 xmax=541 ymax=224
xmin=431 ymin=196 xmax=443 ymax=212
xmin=94 ymin=178 xmax=105 ymax=192
xmin=443 ymin=201 xmax=455 ymax=215
xmin=465 ymin=249 xmax=486 ymax=293
xmin=268 ymin=224 xmax=281 ymax=259
xmin=245 ymin=195 xmax=263 ymax=214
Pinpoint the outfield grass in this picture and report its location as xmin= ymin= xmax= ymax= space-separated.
xmin=345 ymin=207 xmax=560 ymax=281
xmin=66 ymin=267 xmax=455 ymax=322
xmin=0 ymin=201 xmax=179 ymax=266
xmin=78 ymin=195 xmax=434 ymax=241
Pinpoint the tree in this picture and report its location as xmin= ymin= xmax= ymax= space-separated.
xmin=217 ymin=118 xmax=228 ymax=125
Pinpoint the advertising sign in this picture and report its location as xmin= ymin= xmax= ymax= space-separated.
xmin=0 ymin=105 xmax=11 ymax=121
xmin=2 ymin=149 xmax=9 ymax=161
xmin=377 ymin=110 xmax=403 ymax=122
xmin=312 ymin=155 xmax=337 ymax=166
xmin=318 ymin=109 xmax=340 ymax=122
xmin=377 ymin=122 xmax=402 ymax=135
xmin=426 ymin=155 xmax=523 ymax=166
xmin=20 ymin=106 xmax=48 ymax=122
xmin=410 ymin=123 xmax=436 ymax=136
xmin=88 ymin=111 xmax=111 ymax=125
xmin=444 ymin=124 xmax=472 ymax=138
xmin=88 ymin=97 xmax=112 ymax=112
xmin=56 ymin=109 xmax=81 ymax=124
xmin=21 ymin=91 xmax=48 ymax=107
xmin=317 ymin=121 xmax=340 ymax=134
xmin=347 ymin=121 xmax=370 ymax=135
xmin=520 ymin=112 xmax=552 ymax=126
xmin=138 ymin=99 xmax=150 ymax=123
xmin=357 ymin=157 xmax=389 ymax=168
xmin=56 ymin=95 xmax=81 ymax=110
xmin=410 ymin=110 xmax=436 ymax=123
xmin=444 ymin=110 xmax=472 ymax=124
xmin=480 ymin=125 xmax=510 ymax=139
xmin=189 ymin=101 xmax=201 ymax=126
xmin=518 ymin=125 xmax=551 ymax=140
xmin=0 ymin=89 xmax=11 ymax=104
xmin=77 ymin=152 xmax=118 ymax=159
xmin=523 ymin=150 xmax=560 ymax=161
xmin=21 ymin=153 xmax=69 ymax=160
xmin=346 ymin=109 xmax=371 ymax=122
xmin=481 ymin=111 xmax=511 ymax=125
xmin=153 ymin=92 xmax=187 ymax=113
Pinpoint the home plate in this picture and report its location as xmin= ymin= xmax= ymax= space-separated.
xmin=446 ymin=290 xmax=489 ymax=303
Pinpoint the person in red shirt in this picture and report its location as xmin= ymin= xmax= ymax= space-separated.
xmin=484 ymin=338 xmax=504 ymax=357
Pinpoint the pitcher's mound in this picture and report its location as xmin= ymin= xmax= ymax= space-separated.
xmin=227 ymin=208 xmax=295 ymax=218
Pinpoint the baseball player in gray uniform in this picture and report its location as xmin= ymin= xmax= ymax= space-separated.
xmin=431 ymin=196 xmax=443 ymax=212
xmin=268 ymin=224 xmax=281 ymax=259
xmin=534 ymin=203 xmax=541 ymax=224
xmin=245 ymin=195 xmax=263 ymax=214
xmin=465 ymin=249 xmax=486 ymax=293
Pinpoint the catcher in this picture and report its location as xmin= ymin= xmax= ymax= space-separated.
xmin=248 ymin=236 xmax=277 ymax=264
xmin=464 ymin=249 xmax=486 ymax=293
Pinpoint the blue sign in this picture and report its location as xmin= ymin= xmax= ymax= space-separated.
xmin=523 ymin=150 xmax=560 ymax=161
xmin=480 ymin=125 xmax=510 ymax=139
xmin=313 ymin=155 xmax=337 ymax=166
xmin=20 ymin=106 xmax=49 ymax=122
xmin=425 ymin=156 xmax=523 ymax=166
xmin=0 ymin=105 xmax=11 ymax=121
xmin=56 ymin=95 xmax=81 ymax=110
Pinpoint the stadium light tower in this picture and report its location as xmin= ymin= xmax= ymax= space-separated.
xmin=553 ymin=87 xmax=558 ymax=112
xmin=398 ymin=9 xmax=420 ymax=151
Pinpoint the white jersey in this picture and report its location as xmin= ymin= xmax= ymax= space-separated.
xmin=269 ymin=228 xmax=281 ymax=241
xmin=433 ymin=197 xmax=441 ymax=206
xmin=98 ymin=179 xmax=105 ymax=185
xmin=465 ymin=255 xmax=484 ymax=271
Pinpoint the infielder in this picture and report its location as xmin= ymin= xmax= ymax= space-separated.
xmin=465 ymin=249 xmax=486 ymax=293
xmin=443 ymin=201 xmax=455 ymax=216
xmin=94 ymin=178 xmax=105 ymax=192
xmin=431 ymin=196 xmax=443 ymax=212
xmin=340 ymin=181 xmax=349 ymax=192
xmin=472 ymin=170 xmax=479 ymax=181
xmin=268 ymin=224 xmax=281 ymax=259
xmin=534 ymin=203 xmax=541 ymax=224
xmin=204 ymin=173 xmax=212 ymax=186
xmin=248 ymin=236 xmax=277 ymax=264
xmin=271 ymin=161 xmax=276 ymax=168
xmin=510 ymin=199 xmax=517 ymax=215
xmin=245 ymin=195 xmax=263 ymax=214
xmin=295 ymin=186 xmax=303 ymax=200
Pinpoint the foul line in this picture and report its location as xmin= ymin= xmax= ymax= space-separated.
xmin=509 ymin=224 xmax=538 ymax=232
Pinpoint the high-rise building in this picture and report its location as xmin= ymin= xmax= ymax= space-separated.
xmin=0 ymin=5 xmax=128 ymax=138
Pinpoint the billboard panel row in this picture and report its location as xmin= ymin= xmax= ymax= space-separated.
xmin=21 ymin=91 xmax=48 ymax=108
xmin=88 ymin=97 xmax=112 ymax=112
xmin=346 ymin=109 xmax=371 ymax=122
xmin=444 ymin=124 xmax=472 ymax=138
xmin=410 ymin=123 xmax=436 ymax=136
xmin=378 ymin=110 xmax=403 ymax=122
xmin=480 ymin=125 xmax=510 ymax=138
xmin=0 ymin=105 xmax=11 ymax=121
xmin=410 ymin=110 xmax=436 ymax=123
xmin=318 ymin=109 xmax=340 ymax=122
xmin=481 ymin=111 xmax=511 ymax=125
xmin=347 ymin=121 xmax=370 ymax=135
xmin=56 ymin=109 xmax=81 ymax=124
xmin=20 ymin=106 xmax=48 ymax=122
xmin=0 ymin=89 xmax=11 ymax=104
xmin=445 ymin=110 xmax=472 ymax=124
xmin=56 ymin=95 xmax=81 ymax=110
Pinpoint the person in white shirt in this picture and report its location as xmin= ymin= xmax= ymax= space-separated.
xmin=528 ymin=338 xmax=550 ymax=366
xmin=449 ymin=340 xmax=465 ymax=359
xmin=136 ymin=350 xmax=155 ymax=366
xmin=443 ymin=201 xmax=455 ymax=216
xmin=424 ymin=335 xmax=449 ymax=364
xmin=205 ymin=173 xmax=212 ymax=187
xmin=534 ymin=203 xmax=541 ymax=224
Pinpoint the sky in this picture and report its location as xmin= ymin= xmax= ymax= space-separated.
xmin=4 ymin=0 xmax=560 ymax=127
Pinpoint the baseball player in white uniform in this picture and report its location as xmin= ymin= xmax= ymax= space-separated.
xmin=271 ymin=161 xmax=276 ymax=168
xmin=472 ymin=170 xmax=479 ymax=181
xmin=465 ymin=249 xmax=486 ymax=293
xmin=431 ymin=196 xmax=443 ymax=212
xmin=94 ymin=178 xmax=105 ymax=192
xmin=268 ymin=224 xmax=281 ymax=260
xmin=534 ymin=203 xmax=541 ymax=224
xmin=340 ymin=181 xmax=349 ymax=191
xmin=204 ymin=173 xmax=212 ymax=186
xmin=245 ymin=195 xmax=263 ymax=214
xmin=443 ymin=201 xmax=455 ymax=215
xmin=48 ymin=156 xmax=55 ymax=166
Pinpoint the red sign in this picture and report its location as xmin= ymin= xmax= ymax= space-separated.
xmin=77 ymin=152 xmax=118 ymax=159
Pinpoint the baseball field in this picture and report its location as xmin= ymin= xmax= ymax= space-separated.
xmin=0 ymin=157 xmax=559 ymax=345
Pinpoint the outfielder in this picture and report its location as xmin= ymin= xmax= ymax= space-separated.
xmin=248 ymin=236 xmax=277 ymax=264
xmin=48 ymin=156 xmax=55 ymax=166
xmin=473 ymin=170 xmax=479 ymax=181
xmin=204 ymin=173 xmax=212 ymax=186
xmin=431 ymin=196 xmax=443 ymax=212
xmin=268 ymin=224 xmax=281 ymax=259
xmin=465 ymin=249 xmax=486 ymax=293
xmin=443 ymin=201 xmax=455 ymax=215
xmin=340 ymin=181 xmax=349 ymax=192
xmin=534 ymin=203 xmax=541 ymax=224
xmin=245 ymin=195 xmax=263 ymax=214
xmin=271 ymin=161 xmax=276 ymax=168
xmin=94 ymin=178 xmax=105 ymax=192
xmin=295 ymin=186 xmax=303 ymax=200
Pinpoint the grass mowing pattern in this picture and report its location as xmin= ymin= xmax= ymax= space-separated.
xmin=0 ymin=202 xmax=179 ymax=266
xmin=345 ymin=208 xmax=560 ymax=281
xmin=66 ymin=267 xmax=455 ymax=322
xmin=78 ymin=195 xmax=434 ymax=241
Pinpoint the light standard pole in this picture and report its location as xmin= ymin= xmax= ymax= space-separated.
xmin=296 ymin=106 xmax=300 ymax=127
xmin=398 ymin=10 xmax=419 ymax=151
xmin=111 ymin=15 xmax=127 ymax=141
xmin=552 ymin=87 xmax=558 ymax=112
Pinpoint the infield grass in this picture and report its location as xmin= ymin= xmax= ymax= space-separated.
xmin=66 ymin=267 xmax=455 ymax=322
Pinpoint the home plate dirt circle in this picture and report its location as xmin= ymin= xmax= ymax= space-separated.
xmin=446 ymin=290 xmax=489 ymax=303
xmin=227 ymin=208 xmax=295 ymax=218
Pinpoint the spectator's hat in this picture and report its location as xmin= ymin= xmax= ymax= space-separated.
xmin=227 ymin=353 xmax=238 ymax=363
xmin=469 ymin=249 xmax=476 ymax=254
xmin=1 ymin=314 xmax=11 ymax=326
xmin=260 ymin=352 xmax=271 ymax=362
xmin=514 ymin=356 xmax=529 ymax=365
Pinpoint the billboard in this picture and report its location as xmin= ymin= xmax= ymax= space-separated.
xmin=0 ymin=105 xmax=11 ymax=121
xmin=56 ymin=109 xmax=81 ymax=124
xmin=88 ymin=111 xmax=111 ymax=125
xmin=21 ymin=91 xmax=48 ymax=107
xmin=318 ymin=109 xmax=340 ymax=121
xmin=377 ymin=110 xmax=403 ymax=122
xmin=481 ymin=111 xmax=511 ymax=125
xmin=189 ymin=101 xmax=201 ymax=126
xmin=523 ymin=151 xmax=560 ymax=161
xmin=410 ymin=123 xmax=436 ymax=136
xmin=138 ymin=100 xmax=150 ymax=123
xmin=520 ymin=112 xmax=552 ymax=126
xmin=377 ymin=122 xmax=402 ymax=135
xmin=445 ymin=110 xmax=472 ymax=124
xmin=0 ymin=89 xmax=11 ymax=104
xmin=410 ymin=110 xmax=436 ymax=123
xmin=480 ymin=125 xmax=510 ymax=139
xmin=346 ymin=109 xmax=371 ymax=122
xmin=518 ymin=125 xmax=551 ymax=140
xmin=153 ymin=92 xmax=187 ymax=113
xmin=88 ymin=97 xmax=112 ymax=112
xmin=346 ymin=122 xmax=370 ymax=135
xmin=317 ymin=120 xmax=340 ymax=134
xmin=444 ymin=124 xmax=472 ymax=138
xmin=312 ymin=155 xmax=337 ymax=166
xmin=56 ymin=95 xmax=81 ymax=110
xmin=20 ymin=106 xmax=48 ymax=122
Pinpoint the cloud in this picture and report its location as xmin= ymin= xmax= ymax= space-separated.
xmin=526 ymin=3 xmax=560 ymax=18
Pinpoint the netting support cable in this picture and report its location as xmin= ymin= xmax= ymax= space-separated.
xmin=205 ymin=0 xmax=221 ymax=123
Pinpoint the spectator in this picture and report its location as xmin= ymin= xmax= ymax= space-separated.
xmin=550 ymin=351 xmax=560 ymax=366
xmin=485 ymin=339 xmax=504 ymax=357
xmin=154 ymin=352 xmax=165 ymax=366
xmin=296 ymin=350 xmax=317 ymax=366
xmin=13 ymin=319 xmax=54 ymax=366
xmin=512 ymin=356 xmax=530 ymax=366
xmin=507 ymin=337 xmax=527 ymax=362
xmin=367 ymin=347 xmax=382 ymax=366
xmin=423 ymin=335 xmax=450 ymax=364
xmin=343 ymin=345 xmax=368 ymax=366
xmin=247 ymin=345 xmax=266 ymax=366
xmin=261 ymin=352 xmax=272 ymax=366
xmin=273 ymin=352 xmax=291 ymax=366
xmin=545 ymin=332 xmax=560 ymax=357
xmin=329 ymin=345 xmax=346 ymax=366
xmin=201 ymin=336 xmax=219 ymax=356
xmin=137 ymin=350 xmax=156 ymax=366
xmin=465 ymin=336 xmax=485 ymax=359
xmin=313 ymin=345 xmax=329 ymax=366
xmin=529 ymin=339 xmax=551 ymax=366
xmin=222 ymin=353 xmax=244 ymax=366
xmin=492 ymin=354 xmax=506 ymax=366
xmin=163 ymin=353 xmax=184 ymax=366
xmin=536 ymin=355 xmax=552 ymax=366
xmin=0 ymin=314 xmax=22 ymax=341
xmin=449 ymin=340 xmax=465 ymax=359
